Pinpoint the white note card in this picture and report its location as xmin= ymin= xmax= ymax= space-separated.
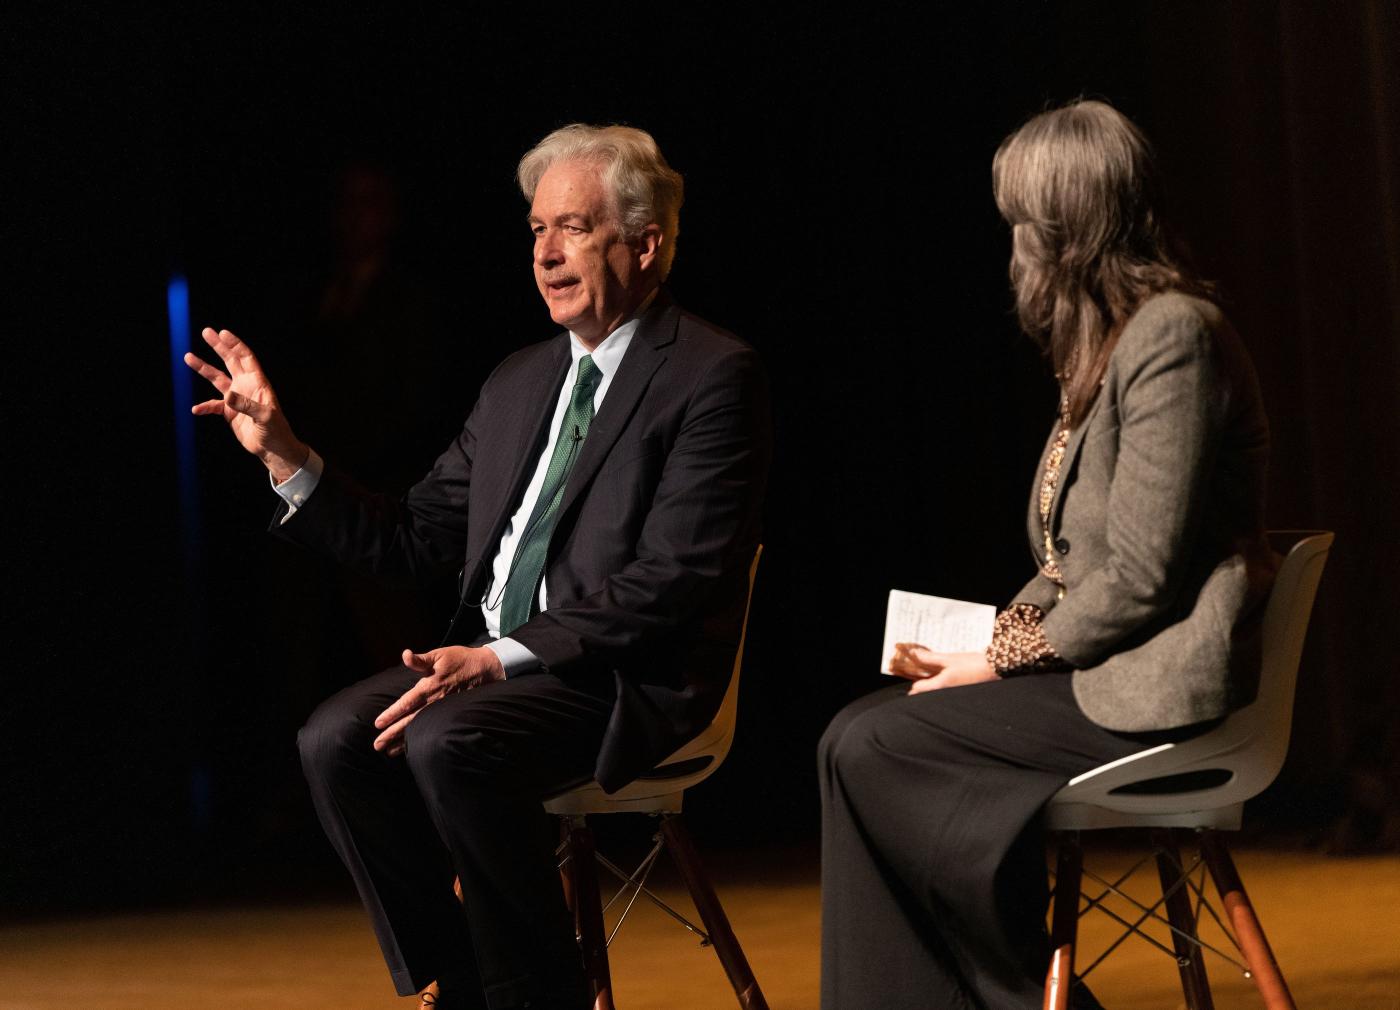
xmin=880 ymin=590 xmax=996 ymax=674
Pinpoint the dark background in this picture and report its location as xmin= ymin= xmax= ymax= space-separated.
xmin=7 ymin=2 xmax=1398 ymax=916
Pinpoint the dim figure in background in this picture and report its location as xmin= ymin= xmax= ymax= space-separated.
xmin=819 ymin=100 xmax=1274 ymax=1009
xmin=296 ymin=160 xmax=454 ymax=491
xmin=187 ymin=125 xmax=771 ymax=1010
xmin=274 ymin=162 xmax=455 ymax=695
xmin=250 ymin=162 xmax=454 ymax=843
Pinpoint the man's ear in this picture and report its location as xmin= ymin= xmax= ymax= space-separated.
xmin=636 ymin=224 xmax=664 ymax=273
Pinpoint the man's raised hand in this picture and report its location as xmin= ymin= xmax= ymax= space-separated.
xmin=372 ymin=646 xmax=508 ymax=757
xmin=185 ymin=327 xmax=309 ymax=482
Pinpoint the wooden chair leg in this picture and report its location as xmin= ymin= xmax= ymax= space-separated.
xmin=565 ymin=818 xmax=617 ymax=1010
xmin=659 ymin=815 xmax=769 ymax=1010
xmin=1153 ymin=829 xmax=1215 ymax=1010
xmin=1199 ymin=831 xmax=1298 ymax=1010
xmin=1044 ymin=947 xmax=1073 ymax=1010
xmin=1044 ymin=833 xmax=1082 ymax=1010
xmin=559 ymin=819 xmax=578 ymax=920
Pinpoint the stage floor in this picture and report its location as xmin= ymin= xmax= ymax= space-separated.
xmin=3 ymin=844 xmax=1397 ymax=1009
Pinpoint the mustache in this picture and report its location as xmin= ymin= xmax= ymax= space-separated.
xmin=541 ymin=273 xmax=580 ymax=286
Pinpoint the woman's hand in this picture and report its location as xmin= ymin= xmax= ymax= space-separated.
xmin=889 ymin=644 xmax=1000 ymax=695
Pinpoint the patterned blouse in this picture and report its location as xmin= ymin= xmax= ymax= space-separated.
xmin=985 ymin=400 xmax=1073 ymax=677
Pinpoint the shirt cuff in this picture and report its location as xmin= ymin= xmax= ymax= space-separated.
xmin=270 ymin=448 xmax=324 ymax=524
xmin=985 ymin=602 xmax=1069 ymax=677
xmin=484 ymin=636 xmax=543 ymax=678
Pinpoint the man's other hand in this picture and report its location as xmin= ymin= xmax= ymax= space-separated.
xmin=373 ymin=646 xmax=507 ymax=756
xmin=185 ymin=327 xmax=309 ymax=482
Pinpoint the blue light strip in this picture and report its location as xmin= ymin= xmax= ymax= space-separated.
xmin=167 ymin=275 xmax=200 ymax=538
xmin=168 ymin=274 xmax=213 ymax=833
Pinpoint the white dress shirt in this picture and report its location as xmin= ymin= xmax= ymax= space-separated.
xmin=271 ymin=291 xmax=653 ymax=676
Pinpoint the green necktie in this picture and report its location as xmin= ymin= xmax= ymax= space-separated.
xmin=499 ymin=355 xmax=603 ymax=636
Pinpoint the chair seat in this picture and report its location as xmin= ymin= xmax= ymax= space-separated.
xmin=1046 ymin=799 xmax=1243 ymax=831
xmin=545 ymin=782 xmax=686 ymax=815
xmin=543 ymin=752 xmax=722 ymax=815
xmin=1045 ymin=532 xmax=1333 ymax=833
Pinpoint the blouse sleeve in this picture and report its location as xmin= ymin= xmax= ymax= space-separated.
xmin=986 ymin=603 xmax=1071 ymax=677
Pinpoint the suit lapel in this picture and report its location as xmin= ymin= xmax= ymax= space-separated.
xmin=555 ymin=295 xmax=678 ymax=520
xmin=480 ymin=338 xmax=571 ymax=549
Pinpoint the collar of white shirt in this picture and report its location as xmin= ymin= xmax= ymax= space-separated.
xmin=565 ymin=288 xmax=659 ymax=388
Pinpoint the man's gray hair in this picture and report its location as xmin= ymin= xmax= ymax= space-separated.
xmin=518 ymin=124 xmax=685 ymax=279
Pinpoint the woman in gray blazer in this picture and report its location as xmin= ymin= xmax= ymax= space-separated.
xmin=819 ymin=100 xmax=1273 ymax=1010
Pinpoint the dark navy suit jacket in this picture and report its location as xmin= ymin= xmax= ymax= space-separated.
xmin=273 ymin=291 xmax=772 ymax=791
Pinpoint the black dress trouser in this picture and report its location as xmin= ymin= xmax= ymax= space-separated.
xmin=819 ymin=675 xmax=1205 ymax=1010
xmin=297 ymin=664 xmax=616 ymax=1009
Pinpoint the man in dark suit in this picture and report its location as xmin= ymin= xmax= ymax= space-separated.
xmin=186 ymin=124 xmax=771 ymax=1010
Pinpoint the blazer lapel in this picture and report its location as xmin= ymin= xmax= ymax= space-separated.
xmin=555 ymin=295 xmax=678 ymax=520
xmin=1048 ymin=391 xmax=1109 ymax=531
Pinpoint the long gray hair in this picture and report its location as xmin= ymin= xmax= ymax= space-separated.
xmin=993 ymin=99 xmax=1210 ymax=426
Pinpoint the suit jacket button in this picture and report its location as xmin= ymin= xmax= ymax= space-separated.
xmin=1054 ymin=537 xmax=1070 ymax=555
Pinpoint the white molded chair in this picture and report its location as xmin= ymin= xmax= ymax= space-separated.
xmin=1043 ymin=531 xmax=1333 ymax=1010
xmin=544 ymin=547 xmax=767 ymax=1010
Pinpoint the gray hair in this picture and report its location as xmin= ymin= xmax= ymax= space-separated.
xmin=993 ymin=99 xmax=1207 ymax=426
xmin=518 ymin=124 xmax=685 ymax=279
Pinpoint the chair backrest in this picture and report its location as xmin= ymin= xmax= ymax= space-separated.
xmin=1046 ymin=531 xmax=1333 ymax=827
xmin=543 ymin=545 xmax=762 ymax=815
xmin=644 ymin=544 xmax=764 ymax=773
xmin=1227 ymin=531 xmax=1335 ymax=785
